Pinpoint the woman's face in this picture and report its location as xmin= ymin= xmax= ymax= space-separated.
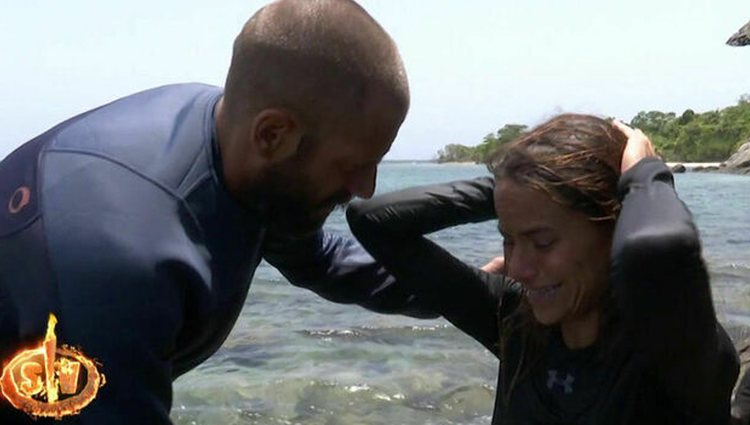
xmin=494 ymin=180 xmax=612 ymax=326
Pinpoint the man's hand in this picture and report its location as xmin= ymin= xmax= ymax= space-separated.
xmin=481 ymin=256 xmax=505 ymax=275
xmin=612 ymin=120 xmax=657 ymax=174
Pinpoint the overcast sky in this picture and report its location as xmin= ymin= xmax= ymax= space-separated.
xmin=1 ymin=1 xmax=748 ymax=160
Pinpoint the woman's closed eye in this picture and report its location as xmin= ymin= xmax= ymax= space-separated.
xmin=532 ymin=237 xmax=557 ymax=251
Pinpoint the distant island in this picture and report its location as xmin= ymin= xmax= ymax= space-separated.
xmin=436 ymin=95 xmax=750 ymax=165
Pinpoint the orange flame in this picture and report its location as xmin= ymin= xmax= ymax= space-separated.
xmin=0 ymin=314 xmax=105 ymax=419
xmin=44 ymin=314 xmax=59 ymax=404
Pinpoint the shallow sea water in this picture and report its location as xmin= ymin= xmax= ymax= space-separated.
xmin=172 ymin=163 xmax=750 ymax=425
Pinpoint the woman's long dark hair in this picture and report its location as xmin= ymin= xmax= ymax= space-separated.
xmin=487 ymin=114 xmax=628 ymax=406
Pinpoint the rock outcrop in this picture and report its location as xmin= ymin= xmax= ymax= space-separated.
xmin=723 ymin=141 xmax=750 ymax=175
xmin=727 ymin=20 xmax=750 ymax=46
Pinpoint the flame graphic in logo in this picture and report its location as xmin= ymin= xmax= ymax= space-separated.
xmin=0 ymin=314 xmax=105 ymax=419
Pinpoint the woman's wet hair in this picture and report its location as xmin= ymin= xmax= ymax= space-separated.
xmin=488 ymin=114 xmax=627 ymax=222
xmin=488 ymin=114 xmax=628 ymax=406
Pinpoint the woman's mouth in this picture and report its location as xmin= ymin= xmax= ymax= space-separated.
xmin=525 ymin=283 xmax=562 ymax=304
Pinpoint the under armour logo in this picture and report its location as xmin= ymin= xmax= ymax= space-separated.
xmin=546 ymin=369 xmax=575 ymax=394
xmin=8 ymin=186 xmax=31 ymax=214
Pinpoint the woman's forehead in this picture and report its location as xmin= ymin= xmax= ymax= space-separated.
xmin=494 ymin=181 xmax=583 ymax=234
xmin=494 ymin=180 xmax=554 ymax=210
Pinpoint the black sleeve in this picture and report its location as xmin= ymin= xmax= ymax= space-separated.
xmin=610 ymin=157 xmax=739 ymax=416
xmin=263 ymin=229 xmax=438 ymax=319
xmin=347 ymin=177 xmax=519 ymax=355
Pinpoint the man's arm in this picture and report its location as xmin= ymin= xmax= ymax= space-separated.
xmin=48 ymin=255 xmax=184 ymax=425
xmin=263 ymin=229 xmax=438 ymax=318
xmin=30 ymin=150 xmax=206 ymax=424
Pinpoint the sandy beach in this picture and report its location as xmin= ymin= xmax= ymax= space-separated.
xmin=666 ymin=162 xmax=722 ymax=170
xmin=437 ymin=161 xmax=480 ymax=165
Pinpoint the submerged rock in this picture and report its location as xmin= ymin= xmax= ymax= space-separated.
xmin=734 ymin=336 xmax=750 ymax=396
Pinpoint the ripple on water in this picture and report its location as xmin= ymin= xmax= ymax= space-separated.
xmin=173 ymin=376 xmax=495 ymax=425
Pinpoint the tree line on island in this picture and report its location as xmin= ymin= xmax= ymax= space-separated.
xmin=436 ymin=95 xmax=750 ymax=164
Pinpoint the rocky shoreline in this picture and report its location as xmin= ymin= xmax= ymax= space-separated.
xmin=670 ymin=141 xmax=750 ymax=175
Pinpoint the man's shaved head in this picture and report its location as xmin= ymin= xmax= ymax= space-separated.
xmin=222 ymin=0 xmax=409 ymax=130
xmin=217 ymin=0 xmax=410 ymax=235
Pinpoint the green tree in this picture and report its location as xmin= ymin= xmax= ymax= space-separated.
xmin=436 ymin=143 xmax=475 ymax=163
xmin=678 ymin=109 xmax=696 ymax=125
xmin=437 ymin=96 xmax=750 ymax=164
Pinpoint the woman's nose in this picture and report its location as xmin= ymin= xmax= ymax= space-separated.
xmin=506 ymin=247 xmax=539 ymax=284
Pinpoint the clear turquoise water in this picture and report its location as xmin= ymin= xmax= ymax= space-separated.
xmin=171 ymin=163 xmax=750 ymax=425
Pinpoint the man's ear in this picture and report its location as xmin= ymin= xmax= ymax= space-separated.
xmin=250 ymin=108 xmax=302 ymax=163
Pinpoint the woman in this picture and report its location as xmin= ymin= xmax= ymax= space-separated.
xmin=347 ymin=114 xmax=738 ymax=424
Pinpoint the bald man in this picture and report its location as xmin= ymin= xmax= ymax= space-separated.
xmin=0 ymin=1 xmax=434 ymax=423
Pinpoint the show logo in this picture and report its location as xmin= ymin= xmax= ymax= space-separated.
xmin=1 ymin=314 xmax=105 ymax=419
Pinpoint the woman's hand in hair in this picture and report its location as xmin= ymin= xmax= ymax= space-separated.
xmin=612 ymin=120 xmax=657 ymax=173
xmin=481 ymin=256 xmax=505 ymax=275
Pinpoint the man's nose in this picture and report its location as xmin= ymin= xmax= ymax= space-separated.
xmin=347 ymin=166 xmax=377 ymax=199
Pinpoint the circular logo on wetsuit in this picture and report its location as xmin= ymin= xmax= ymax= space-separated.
xmin=7 ymin=186 xmax=31 ymax=214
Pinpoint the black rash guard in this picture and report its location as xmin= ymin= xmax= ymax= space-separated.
xmin=347 ymin=158 xmax=739 ymax=424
